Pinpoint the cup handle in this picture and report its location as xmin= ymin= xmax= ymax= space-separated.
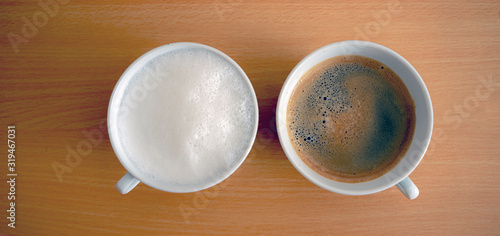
xmin=116 ymin=172 xmax=140 ymax=194
xmin=396 ymin=177 xmax=419 ymax=200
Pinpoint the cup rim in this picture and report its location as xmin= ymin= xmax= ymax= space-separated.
xmin=108 ymin=42 xmax=259 ymax=193
xmin=276 ymin=40 xmax=433 ymax=195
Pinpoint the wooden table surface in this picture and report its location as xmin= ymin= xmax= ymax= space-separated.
xmin=1 ymin=0 xmax=499 ymax=235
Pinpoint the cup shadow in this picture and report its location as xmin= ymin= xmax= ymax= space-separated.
xmin=231 ymin=42 xmax=311 ymax=160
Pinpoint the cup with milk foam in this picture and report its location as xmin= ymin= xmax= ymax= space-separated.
xmin=108 ymin=43 xmax=259 ymax=194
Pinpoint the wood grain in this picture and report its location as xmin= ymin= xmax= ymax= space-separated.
xmin=1 ymin=0 xmax=499 ymax=235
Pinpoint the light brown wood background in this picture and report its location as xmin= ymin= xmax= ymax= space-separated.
xmin=1 ymin=0 xmax=499 ymax=235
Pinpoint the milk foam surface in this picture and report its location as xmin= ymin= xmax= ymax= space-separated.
xmin=117 ymin=48 xmax=255 ymax=187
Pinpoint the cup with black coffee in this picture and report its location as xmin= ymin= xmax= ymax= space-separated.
xmin=276 ymin=41 xmax=433 ymax=199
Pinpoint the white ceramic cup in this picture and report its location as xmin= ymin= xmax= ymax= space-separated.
xmin=108 ymin=42 xmax=259 ymax=194
xmin=276 ymin=41 xmax=433 ymax=200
